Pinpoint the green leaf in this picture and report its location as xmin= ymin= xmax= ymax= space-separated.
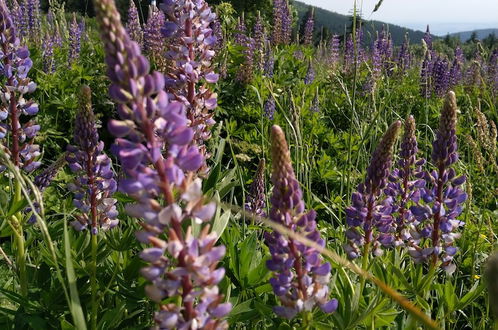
xmin=203 ymin=162 xmax=222 ymax=194
xmin=455 ymin=281 xmax=485 ymax=311
xmin=64 ymin=220 xmax=88 ymax=330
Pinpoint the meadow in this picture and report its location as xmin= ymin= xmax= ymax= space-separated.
xmin=0 ymin=0 xmax=497 ymax=329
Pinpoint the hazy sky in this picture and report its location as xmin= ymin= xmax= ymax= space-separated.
xmin=299 ymin=0 xmax=498 ymax=35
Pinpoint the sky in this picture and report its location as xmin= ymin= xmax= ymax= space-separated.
xmin=299 ymin=0 xmax=498 ymax=35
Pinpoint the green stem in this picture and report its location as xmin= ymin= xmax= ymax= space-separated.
xmin=302 ymin=311 xmax=313 ymax=329
xmin=13 ymin=180 xmax=27 ymax=297
xmin=359 ymin=242 xmax=371 ymax=295
xmin=90 ymin=234 xmax=98 ymax=330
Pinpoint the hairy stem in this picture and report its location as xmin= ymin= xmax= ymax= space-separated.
xmin=90 ymin=233 xmax=98 ymax=330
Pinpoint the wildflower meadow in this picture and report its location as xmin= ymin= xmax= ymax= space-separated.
xmin=0 ymin=0 xmax=497 ymax=329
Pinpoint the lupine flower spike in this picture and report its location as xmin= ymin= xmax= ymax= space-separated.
xmin=92 ymin=0 xmax=231 ymax=326
xmin=265 ymin=125 xmax=338 ymax=320
xmin=302 ymin=8 xmax=314 ymax=46
xmin=161 ymin=0 xmax=219 ymax=166
xmin=0 ymin=0 xmax=40 ymax=173
xmin=385 ymin=116 xmax=425 ymax=246
xmin=344 ymin=121 xmax=401 ymax=259
xmin=68 ymin=13 xmax=82 ymax=66
xmin=126 ymin=0 xmax=143 ymax=48
xmin=66 ymin=86 xmax=119 ymax=234
xmin=34 ymin=154 xmax=66 ymax=192
xmin=245 ymin=159 xmax=266 ymax=218
xmin=26 ymin=154 xmax=66 ymax=223
xmin=408 ymin=91 xmax=466 ymax=274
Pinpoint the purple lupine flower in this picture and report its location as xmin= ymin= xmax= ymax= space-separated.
xmin=383 ymin=35 xmax=394 ymax=75
xmin=160 ymin=0 xmax=219 ymax=167
xmin=210 ymin=18 xmax=223 ymax=51
xmin=272 ymin=0 xmax=292 ymax=46
xmin=266 ymin=125 xmax=338 ymax=319
xmin=253 ymin=12 xmax=265 ymax=71
xmin=344 ymin=33 xmax=354 ymax=72
xmin=433 ymin=56 xmax=450 ymax=97
xmin=26 ymin=0 xmax=40 ymax=42
xmin=454 ymin=46 xmax=464 ymax=65
xmin=245 ymin=159 xmax=266 ymax=218
xmin=0 ymin=1 xmax=40 ymax=173
xmin=271 ymin=0 xmax=283 ymax=45
xmin=448 ymin=58 xmax=461 ymax=87
xmin=344 ymin=121 xmax=401 ymax=259
xmin=9 ymin=0 xmax=22 ymax=32
xmin=327 ymin=34 xmax=340 ymax=67
xmin=42 ymin=32 xmax=55 ymax=73
xmin=126 ymin=0 xmax=143 ymax=48
xmin=407 ymin=91 xmax=466 ymax=274
xmin=310 ymin=93 xmax=319 ymax=113
xmin=46 ymin=8 xmax=54 ymax=26
xmin=487 ymin=49 xmax=498 ymax=92
xmin=68 ymin=13 xmax=82 ymax=66
xmin=293 ymin=49 xmax=304 ymax=61
xmin=464 ymin=57 xmax=482 ymax=88
xmin=234 ymin=15 xmax=247 ymax=45
xmin=263 ymin=45 xmax=275 ymax=78
xmin=397 ymin=34 xmax=411 ymax=74
xmin=78 ymin=17 xmax=87 ymax=41
xmin=371 ymin=33 xmax=382 ymax=81
xmin=16 ymin=0 xmax=28 ymax=38
xmin=143 ymin=6 xmax=165 ymax=59
xmin=237 ymin=36 xmax=255 ymax=84
xmin=304 ymin=61 xmax=315 ymax=85
xmin=385 ymin=116 xmax=425 ymax=246
xmin=25 ymin=153 xmax=66 ymax=224
xmin=66 ymin=86 xmax=118 ymax=234
xmin=233 ymin=16 xmax=253 ymax=84
xmin=92 ymin=0 xmax=230 ymax=326
xmin=264 ymin=94 xmax=276 ymax=120
xmin=34 ymin=154 xmax=66 ymax=192
xmin=302 ymin=8 xmax=314 ymax=46
xmin=423 ymin=25 xmax=432 ymax=49
xmin=281 ymin=0 xmax=292 ymax=45
xmin=420 ymin=51 xmax=433 ymax=98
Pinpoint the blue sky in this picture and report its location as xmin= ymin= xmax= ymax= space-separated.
xmin=299 ymin=0 xmax=498 ymax=35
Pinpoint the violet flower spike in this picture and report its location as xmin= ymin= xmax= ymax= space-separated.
xmin=245 ymin=159 xmax=266 ymax=218
xmin=126 ymin=0 xmax=143 ymax=48
xmin=264 ymin=95 xmax=276 ymax=120
xmin=327 ymin=34 xmax=340 ymax=67
xmin=265 ymin=125 xmax=338 ymax=319
xmin=304 ymin=61 xmax=315 ymax=85
xmin=34 ymin=153 xmax=66 ymax=192
xmin=0 ymin=1 xmax=40 ymax=173
xmin=143 ymin=6 xmax=165 ymax=64
xmin=408 ymin=91 xmax=467 ymax=274
xmin=302 ymin=8 xmax=314 ymax=46
xmin=66 ymin=86 xmax=118 ymax=234
xmin=42 ymin=32 xmax=55 ymax=73
xmin=253 ymin=12 xmax=265 ymax=71
xmin=26 ymin=153 xmax=66 ymax=224
xmin=68 ymin=13 xmax=82 ymax=66
xmin=263 ymin=45 xmax=275 ymax=78
xmin=92 ymin=0 xmax=231 ymax=326
xmin=385 ymin=116 xmax=425 ymax=246
xmin=420 ymin=51 xmax=432 ymax=99
xmin=160 ymin=0 xmax=219 ymax=167
xmin=344 ymin=121 xmax=401 ymax=259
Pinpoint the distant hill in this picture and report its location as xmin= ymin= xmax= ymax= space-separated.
xmin=294 ymin=1 xmax=428 ymax=46
xmin=450 ymin=28 xmax=498 ymax=42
